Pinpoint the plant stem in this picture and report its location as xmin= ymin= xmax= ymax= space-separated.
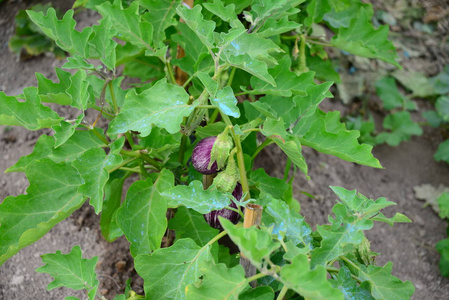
xmin=283 ymin=158 xmax=292 ymax=181
xmin=120 ymin=166 xmax=142 ymax=173
xmin=166 ymin=61 xmax=177 ymax=85
xmin=305 ymin=38 xmax=333 ymax=47
xmin=246 ymin=272 xmax=267 ymax=283
xmin=108 ymin=80 xmax=119 ymax=115
xmin=209 ymin=109 xmax=219 ymax=124
xmin=196 ymin=105 xmax=216 ymax=109
xmin=339 ymin=255 xmax=361 ymax=271
xmin=182 ymin=73 xmax=195 ymax=88
xmin=276 ymin=285 xmax=289 ymax=300
xmin=326 ymin=266 xmax=363 ymax=284
xmin=178 ymin=135 xmax=187 ymax=165
xmin=125 ymin=131 xmax=135 ymax=148
xmin=109 ymin=156 xmax=139 ymax=173
xmin=298 ymin=35 xmax=308 ymax=73
xmin=207 ymin=230 xmax=228 ymax=247
xmin=251 ymin=138 xmax=273 ymax=161
xmin=227 ymin=67 xmax=236 ymax=87
xmin=84 ymin=126 xmax=109 ymax=145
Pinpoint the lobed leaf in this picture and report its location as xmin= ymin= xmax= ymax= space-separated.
xmin=36 ymin=245 xmax=99 ymax=298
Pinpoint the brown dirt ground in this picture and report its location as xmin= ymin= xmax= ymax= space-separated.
xmin=1 ymin=0 xmax=449 ymax=299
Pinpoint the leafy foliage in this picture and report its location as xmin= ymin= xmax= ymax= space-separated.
xmin=0 ymin=0 xmax=416 ymax=299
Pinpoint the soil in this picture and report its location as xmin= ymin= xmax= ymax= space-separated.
xmin=1 ymin=0 xmax=449 ymax=299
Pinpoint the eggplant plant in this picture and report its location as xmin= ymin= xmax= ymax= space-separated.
xmin=0 ymin=0 xmax=415 ymax=299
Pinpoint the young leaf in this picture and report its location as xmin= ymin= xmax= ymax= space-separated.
xmin=108 ymin=79 xmax=193 ymax=136
xmin=162 ymin=181 xmax=231 ymax=214
xmin=169 ymin=206 xmax=219 ymax=247
xmin=293 ymin=110 xmax=382 ymax=168
xmin=331 ymin=7 xmax=400 ymax=68
xmin=0 ymin=159 xmax=85 ymax=265
xmin=257 ymin=17 xmax=300 ymax=38
xmin=280 ymin=254 xmax=344 ymax=300
xmin=134 ymin=238 xmax=214 ymax=300
xmin=72 ymin=138 xmax=125 ymax=214
xmin=52 ymin=113 xmax=84 ymax=148
xmin=27 ymin=8 xmax=92 ymax=57
xmin=36 ymin=68 xmax=72 ymax=105
xmin=375 ymin=77 xmax=415 ymax=111
xmin=117 ymin=169 xmax=174 ymax=256
xmin=220 ymin=217 xmax=281 ymax=268
xmin=358 ymin=262 xmax=415 ymax=300
xmin=305 ymin=0 xmax=331 ymax=27
xmin=97 ymin=0 xmax=153 ymax=50
xmin=36 ymin=246 xmax=99 ymax=298
xmin=88 ymin=17 xmax=117 ymax=70
xmin=0 ymin=88 xmax=63 ymax=130
xmin=211 ymin=86 xmax=240 ymax=118
xmin=375 ymin=111 xmax=423 ymax=146
xmin=436 ymin=237 xmax=449 ymax=277
xmin=264 ymin=198 xmax=312 ymax=249
xmin=185 ymin=262 xmax=247 ymax=299
xmin=435 ymin=140 xmax=449 ymax=163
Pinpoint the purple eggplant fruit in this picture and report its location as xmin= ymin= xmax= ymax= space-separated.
xmin=191 ymin=136 xmax=219 ymax=175
xmin=204 ymin=183 xmax=243 ymax=230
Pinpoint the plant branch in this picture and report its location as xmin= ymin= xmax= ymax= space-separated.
xmin=166 ymin=61 xmax=177 ymax=85
xmin=251 ymin=138 xmax=273 ymax=161
xmin=108 ymin=80 xmax=119 ymax=115
xmin=276 ymin=285 xmax=289 ymax=300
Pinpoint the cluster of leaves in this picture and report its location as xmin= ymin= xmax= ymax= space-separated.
xmin=346 ymin=66 xmax=449 ymax=163
xmin=9 ymin=4 xmax=65 ymax=59
xmin=0 ymin=0 xmax=415 ymax=299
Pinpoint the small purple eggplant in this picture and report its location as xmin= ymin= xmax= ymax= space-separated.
xmin=192 ymin=136 xmax=219 ymax=175
xmin=204 ymin=183 xmax=243 ymax=230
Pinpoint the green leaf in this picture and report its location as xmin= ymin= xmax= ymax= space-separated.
xmin=375 ymin=77 xmax=414 ymax=110
xmin=258 ymin=16 xmax=300 ymax=38
xmin=140 ymin=0 xmax=181 ymax=48
xmin=280 ymin=254 xmax=344 ymax=300
xmin=435 ymin=140 xmax=449 ymax=163
xmin=220 ymin=218 xmax=280 ymax=268
xmin=293 ymin=110 xmax=382 ymax=168
xmin=305 ymin=0 xmax=331 ymax=27
xmin=436 ymin=96 xmax=449 ymax=122
xmin=307 ymin=54 xmax=341 ymax=83
xmin=246 ymin=56 xmax=315 ymax=97
xmin=72 ymin=138 xmax=124 ymax=214
xmin=62 ymin=53 xmax=97 ymax=70
xmin=249 ymin=168 xmax=288 ymax=200
xmin=436 ymin=237 xmax=449 ymax=277
xmin=203 ymin=0 xmax=239 ymax=25
xmin=437 ymin=193 xmax=449 ymax=219
xmin=331 ymin=7 xmax=400 ymax=67
xmin=97 ymin=0 xmax=153 ymax=49
xmin=323 ymin=0 xmax=366 ymax=28
xmin=176 ymin=4 xmax=215 ymax=50
xmin=430 ymin=65 xmax=449 ymax=95
xmin=108 ymin=79 xmax=193 ymax=136
xmin=186 ymin=263 xmax=247 ymax=299
xmin=162 ymin=181 xmax=231 ymax=214
xmin=36 ymin=246 xmax=99 ymax=298
xmin=117 ymin=169 xmax=174 ymax=256
xmin=51 ymin=113 xmax=84 ymax=148
xmin=88 ymin=17 xmax=117 ymax=70
xmin=0 ymin=88 xmax=63 ymax=130
xmin=169 ymin=206 xmax=219 ymax=247
xmin=264 ymin=197 xmax=312 ymax=249
xmin=100 ymin=171 xmax=126 ymax=242
xmin=244 ymin=0 xmax=302 ymax=26
xmin=27 ymin=8 xmax=92 ymax=56
xmin=224 ymin=54 xmax=275 ymax=86
xmin=36 ymin=68 xmax=72 ymax=105
xmin=331 ymin=266 xmax=374 ymax=300
xmin=238 ymin=286 xmax=275 ymax=300
xmin=392 ymin=69 xmax=436 ymax=98
xmin=358 ymin=262 xmax=415 ymax=300
xmin=423 ymin=110 xmax=443 ymax=128
xmin=0 ymin=159 xmax=85 ymax=265
xmin=197 ymin=72 xmax=219 ymax=97
xmin=375 ymin=111 xmax=423 ymax=146
xmin=135 ymin=238 xmax=214 ymax=300
xmin=211 ymin=86 xmax=240 ymax=118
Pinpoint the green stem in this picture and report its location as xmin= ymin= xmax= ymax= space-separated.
xmin=84 ymin=125 xmax=109 ymax=145
xmin=326 ymin=266 xmax=363 ymax=284
xmin=227 ymin=67 xmax=236 ymax=87
xmin=125 ymin=131 xmax=135 ymax=148
xmin=120 ymin=166 xmax=142 ymax=173
xmin=246 ymin=272 xmax=267 ymax=284
xmin=109 ymin=156 xmax=139 ymax=173
xmin=235 ymin=91 xmax=251 ymax=96
xmin=182 ymin=73 xmax=195 ymax=88
xmin=141 ymin=155 xmax=162 ymax=170
xmin=207 ymin=230 xmax=228 ymax=247
xmin=339 ymin=255 xmax=361 ymax=271
xmin=209 ymin=109 xmax=219 ymax=124
xmin=196 ymin=105 xmax=216 ymax=109
xmin=220 ymin=112 xmax=250 ymax=201
xmin=299 ymin=35 xmax=308 ymax=73
xmin=276 ymin=285 xmax=289 ymax=300
xmin=305 ymin=38 xmax=333 ymax=47
xmin=283 ymin=158 xmax=292 ymax=181
xmin=251 ymin=139 xmax=273 ymax=161
xmin=178 ymin=135 xmax=187 ymax=165
xmin=166 ymin=61 xmax=177 ymax=85
xmin=108 ymin=80 xmax=119 ymax=114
